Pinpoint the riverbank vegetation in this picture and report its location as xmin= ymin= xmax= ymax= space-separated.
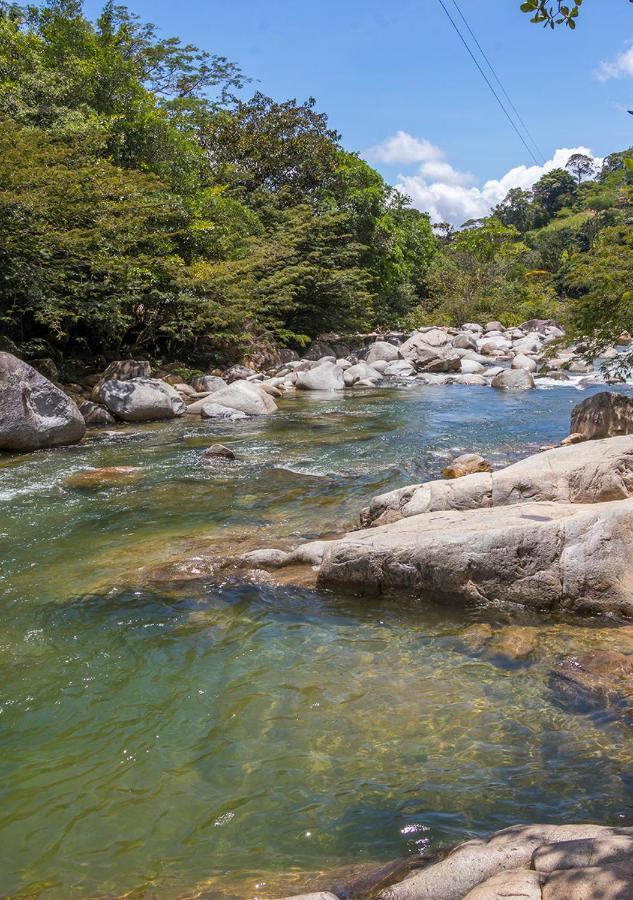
xmin=0 ymin=0 xmax=631 ymax=373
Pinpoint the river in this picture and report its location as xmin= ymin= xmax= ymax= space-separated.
xmin=2 ymin=382 xmax=633 ymax=898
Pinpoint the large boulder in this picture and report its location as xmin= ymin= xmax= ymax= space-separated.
xmin=365 ymin=341 xmax=400 ymax=364
xmin=97 ymin=378 xmax=186 ymax=422
xmin=460 ymin=359 xmax=485 ymax=375
xmin=454 ymin=333 xmax=478 ymax=351
xmin=318 ymin=497 xmax=633 ymax=614
xmin=571 ymin=392 xmax=633 ymax=441
xmin=0 ymin=352 xmax=86 ymax=451
xmin=361 ymin=435 xmax=633 ymax=526
xmin=206 ymin=380 xmax=277 ymax=415
xmin=296 ymin=362 xmax=345 ymax=391
xmin=491 ymin=369 xmax=535 ymax=391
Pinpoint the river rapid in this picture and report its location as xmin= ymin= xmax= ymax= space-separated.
xmin=2 ymin=381 xmax=633 ymax=899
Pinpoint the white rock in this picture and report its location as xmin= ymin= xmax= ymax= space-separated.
xmin=296 ymin=362 xmax=345 ymax=391
xmin=98 ymin=378 xmax=186 ymax=422
xmin=208 ymin=380 xmax=278 ymax=415
xmin=365 ymin=340 xmax=401 ymax=363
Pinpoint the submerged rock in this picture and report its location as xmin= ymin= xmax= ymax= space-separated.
xmin=98 ymin=377 xmax=186 ymax=421
xmin=571 ymin=391 xmax=633 ymax=441
xmin=0 ymin=352 xmax=86 ymax=451
xmin=549 ymin=650 xmax=633 ymax=717
xmin=485 ymin=626 xmax=539 ymax=666
xmin=202 ymin=444 xmax=236 ymax=461
xmin=64 ymin=466 xmax=144 ymax=490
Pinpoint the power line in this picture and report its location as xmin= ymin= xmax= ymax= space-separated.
xmin=435 ymin=0 xmax=543 ymax=168
xmin=449 ymin=0 xmax=546 ymax=165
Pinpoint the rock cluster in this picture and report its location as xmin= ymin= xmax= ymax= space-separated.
xmin=243 ymin=435 xmax=633 ymax=616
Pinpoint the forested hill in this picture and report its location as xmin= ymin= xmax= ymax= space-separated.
xmin=0 ymin=0 xmax=632 ymax=375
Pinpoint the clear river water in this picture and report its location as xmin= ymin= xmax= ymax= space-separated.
xmin=2 ymin=381 xmax=633 ymax=899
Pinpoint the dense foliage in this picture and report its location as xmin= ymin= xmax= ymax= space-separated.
xmin=0 ymin=0 xmax=437 ymax=367
xmin=0 ymin=0 xmax=630 ymax=371
xmin=410 ymin=150 xmax=633 ymax=350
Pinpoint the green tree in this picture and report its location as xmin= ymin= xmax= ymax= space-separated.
xmin=565 ymin=152 xmax=595 ymax=185
xmin=532 ymin=168 xmax=577 ymax=217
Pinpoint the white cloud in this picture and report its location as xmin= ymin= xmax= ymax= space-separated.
xmin=363 ymin=132 xmax=602 ymax=225
xmin=365 ymin=130 xmax=443 ymax=164
xmin=596 ymin=44 xmax=633 ymax=81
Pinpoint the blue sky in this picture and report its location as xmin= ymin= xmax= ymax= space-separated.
xmin=84 ymin=0 xmax=633 ymax=222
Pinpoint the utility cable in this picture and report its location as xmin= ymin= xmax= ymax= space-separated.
xmin=449 ymin=0 xmax=546 ymax=164
xmin=435 ymin=0 xmax=543 ymax=167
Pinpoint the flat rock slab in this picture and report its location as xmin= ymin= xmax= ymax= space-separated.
xmin=363 ymin=435 xmax=633 ymax=527
xmin=318 ymin=498 xmax=633 ymax=615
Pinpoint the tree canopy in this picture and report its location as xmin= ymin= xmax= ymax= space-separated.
xmin=0 ymin=0 xmax=437 ymax=369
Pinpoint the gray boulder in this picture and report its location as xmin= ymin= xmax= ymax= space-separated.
xmin=223 ymin=365 xmax=255 ymax=383
xmin=365 ymin=341 xmax=400 ymax=364
xmin=454 ymin=333 xmax=478 ymax=351
xmin=296 ymin=362 xmax=345 ymax=391
xmin=0 ymin=352 xmax=86 ymax=451
xmin=491 ymin=369 xmax=535 ymax=391
xmin=511 ymin=353 xmax=537 ymax=372
xmin=79 ymin=400 xmax=116 ymax=427
xmin=191 ymin=375 xmax=227 ymax=393
xmin=571 ymin=391 xmax=633 ymax=441
xmin=98 ymin=378 xmax=186 ymax=422
xmin=383 ymin=360 xmax=416 ymax=377
xmin=460 ymin=359 xmax=485 ymax=375
xmin=207 ymin=380 xmax=278 ymax=415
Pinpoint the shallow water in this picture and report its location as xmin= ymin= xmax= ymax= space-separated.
xmin=2 ymin=382 xmax=633 ymax=899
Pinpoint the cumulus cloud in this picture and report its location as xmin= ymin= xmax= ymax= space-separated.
xmin=365 ymin=130 xmax=443 ymax=165
xmin=363 ymin=132 xmax=602 ymax=225
xmin=596 ymin=44 xmax=633 ymax=81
